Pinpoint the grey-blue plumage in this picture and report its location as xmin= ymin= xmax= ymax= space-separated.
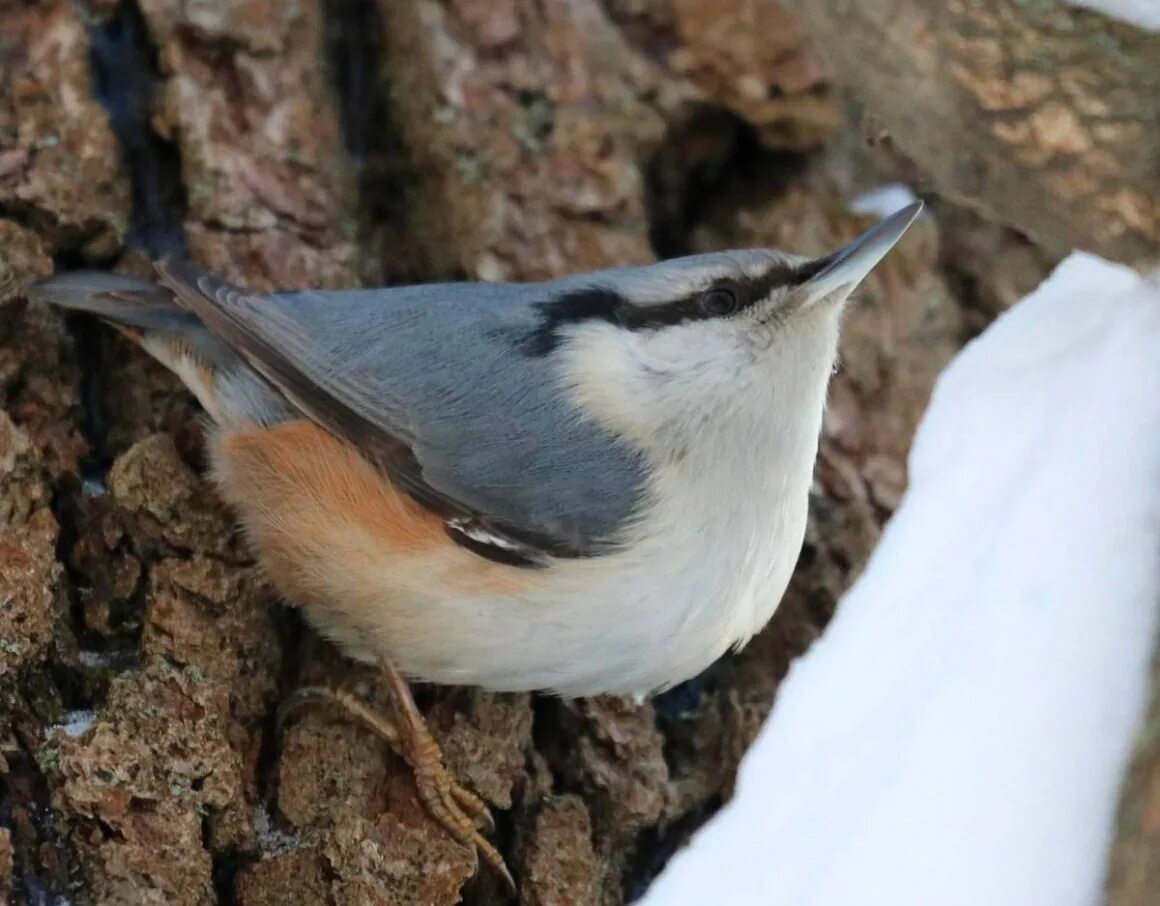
xmin=30 ymin=269 xmax=653 ymax=556
xmin=178 ymin=251 xmax=798 ymax=554
xmin=249 ymin=281 xmax=650 ymax=550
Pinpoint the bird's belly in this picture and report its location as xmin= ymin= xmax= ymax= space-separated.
xmin=290 ymin=541 xmax=797 ymax=699
xmin=209 ymin=419 xmax=803 ymax=697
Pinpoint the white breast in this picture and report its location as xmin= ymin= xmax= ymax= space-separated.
xmin=395 ymin=355 xmax=830 ymax=696
xmin=536 ymin=451 xmax=815 ymax=696
xmin=337 ymin=312 xmax=841 ymax=697
xmin=364 ymin=454 xmax=816 ymax=698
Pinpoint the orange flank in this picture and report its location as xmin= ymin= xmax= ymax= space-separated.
xmin=213 ymin=420 xmax=530 ymax=605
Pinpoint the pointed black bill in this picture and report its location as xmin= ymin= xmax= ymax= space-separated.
xmin=803 ymin=201 xmax=924 ymax=301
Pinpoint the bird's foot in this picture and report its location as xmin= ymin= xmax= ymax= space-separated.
xmin=278 ymin=669 xmax=514 ymax=894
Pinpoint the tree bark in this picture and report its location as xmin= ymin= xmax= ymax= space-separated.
xmin=780 ymin=0 xmax=1160 ymax=265
xmin=1106 ymin=638 xmax=1160 ymax=906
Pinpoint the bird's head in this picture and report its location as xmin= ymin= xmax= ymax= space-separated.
xmin=538 ymin=202 xmax=923 ymax=461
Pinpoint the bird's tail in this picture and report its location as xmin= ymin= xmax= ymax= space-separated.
xmin=27 ymin=270 xmax=201 ymax=335
xmin=29 ymin=270 xmax=237 ymax=422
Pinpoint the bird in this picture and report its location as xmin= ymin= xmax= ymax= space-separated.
xmin=29 ymin=201 xmax=922 ymax=890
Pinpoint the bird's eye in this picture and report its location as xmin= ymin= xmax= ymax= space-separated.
xmin=699 ymin=286 xmax=739 ymax=316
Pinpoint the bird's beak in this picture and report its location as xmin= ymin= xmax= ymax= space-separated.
xmin=802 ymin=201 xmax=924 ymax=304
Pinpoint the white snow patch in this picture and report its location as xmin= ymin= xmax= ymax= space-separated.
xmin=253 ymin=802 xmax=303 ymax=854
xmin=849 ymin=184 xmax=920 ymax=219
xmin=1069 ymin=0 xmax=1160 ymax=30
xmin=77 ymin=649 xmax=111 ymax=669
xmin=52 ymin=710 xmax=96 ymax=739
xmin=642 ymin=253 xmax=1160 ymax=906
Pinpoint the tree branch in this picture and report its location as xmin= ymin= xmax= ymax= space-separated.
xmin=781 ymin=0 xmax=1160 ymax=265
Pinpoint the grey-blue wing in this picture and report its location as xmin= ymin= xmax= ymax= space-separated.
xmin=155 ymin=263 xmax=647 ymax=562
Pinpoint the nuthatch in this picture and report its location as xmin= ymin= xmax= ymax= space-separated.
xmin=31 ymin=201 xmax=921 ymax=888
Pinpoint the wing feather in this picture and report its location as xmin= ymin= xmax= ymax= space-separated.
xmin=154 ymin=261 xmax=606 ymax=564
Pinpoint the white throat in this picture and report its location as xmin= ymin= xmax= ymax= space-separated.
xmin=533 ymin=310 xmax=842 ymax=694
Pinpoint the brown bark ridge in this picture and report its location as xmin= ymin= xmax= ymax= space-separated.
xmin=780 ymin=0 xmax=1160 ymax=266
xmin=0 ymin=1 xmax=130 ymax=299
xmin=372 ymin=0 xmax=838 ymax=281
xmin=137 ymin=0 xmax=360 ymax=289
xmin=1106 ymin=638 xmax=1160 ymax=906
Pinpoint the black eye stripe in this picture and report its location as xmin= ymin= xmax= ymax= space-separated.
xmin=520 ymin=260 xmax=811 ymax=356
xmin=518 ymin=288 xmax=626 ymax=356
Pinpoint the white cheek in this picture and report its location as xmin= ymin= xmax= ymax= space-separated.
xmin=556 ymin=321 xmax=741 ymax=448
xmin=554 ymin=324 xmax=643 ymax=443
xmin=634 ymin=321 xmax=736 ymax=372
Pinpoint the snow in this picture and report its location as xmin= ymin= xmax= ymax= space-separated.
xmin=1069 ymin=0 xmax=1160 ymax=30
xmin=51 ymin=710 xmax=96 ymax=739
xmin=252 ymin=803 xmax=304 ymax=854
xmin=641 ymin=253 xmax=1160 ymax=906
xmin=76 ymin=649 xmax=111 ymax=668
xmin=848 ymin=184 xmax=920 ymax=220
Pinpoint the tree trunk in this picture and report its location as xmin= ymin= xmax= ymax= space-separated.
xmin=780 ymin=0 xmax=1160 ymax=266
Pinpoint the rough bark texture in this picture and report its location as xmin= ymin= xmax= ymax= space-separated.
xmin=0 ymin=1 xmax=1151 ymax=905
xmin=781 ymin=0 xmax=1160 ymax=266
xmin=1106 ymin=635 xmax=1160 ymax=906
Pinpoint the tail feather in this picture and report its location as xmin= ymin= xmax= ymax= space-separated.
xmin=29 ymin=268 xmax=283 ymax=427
xmin=29 ymin=269 xmax=231 ymax=366
xmin=27 ymin=270 xmax=201 ymax=334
